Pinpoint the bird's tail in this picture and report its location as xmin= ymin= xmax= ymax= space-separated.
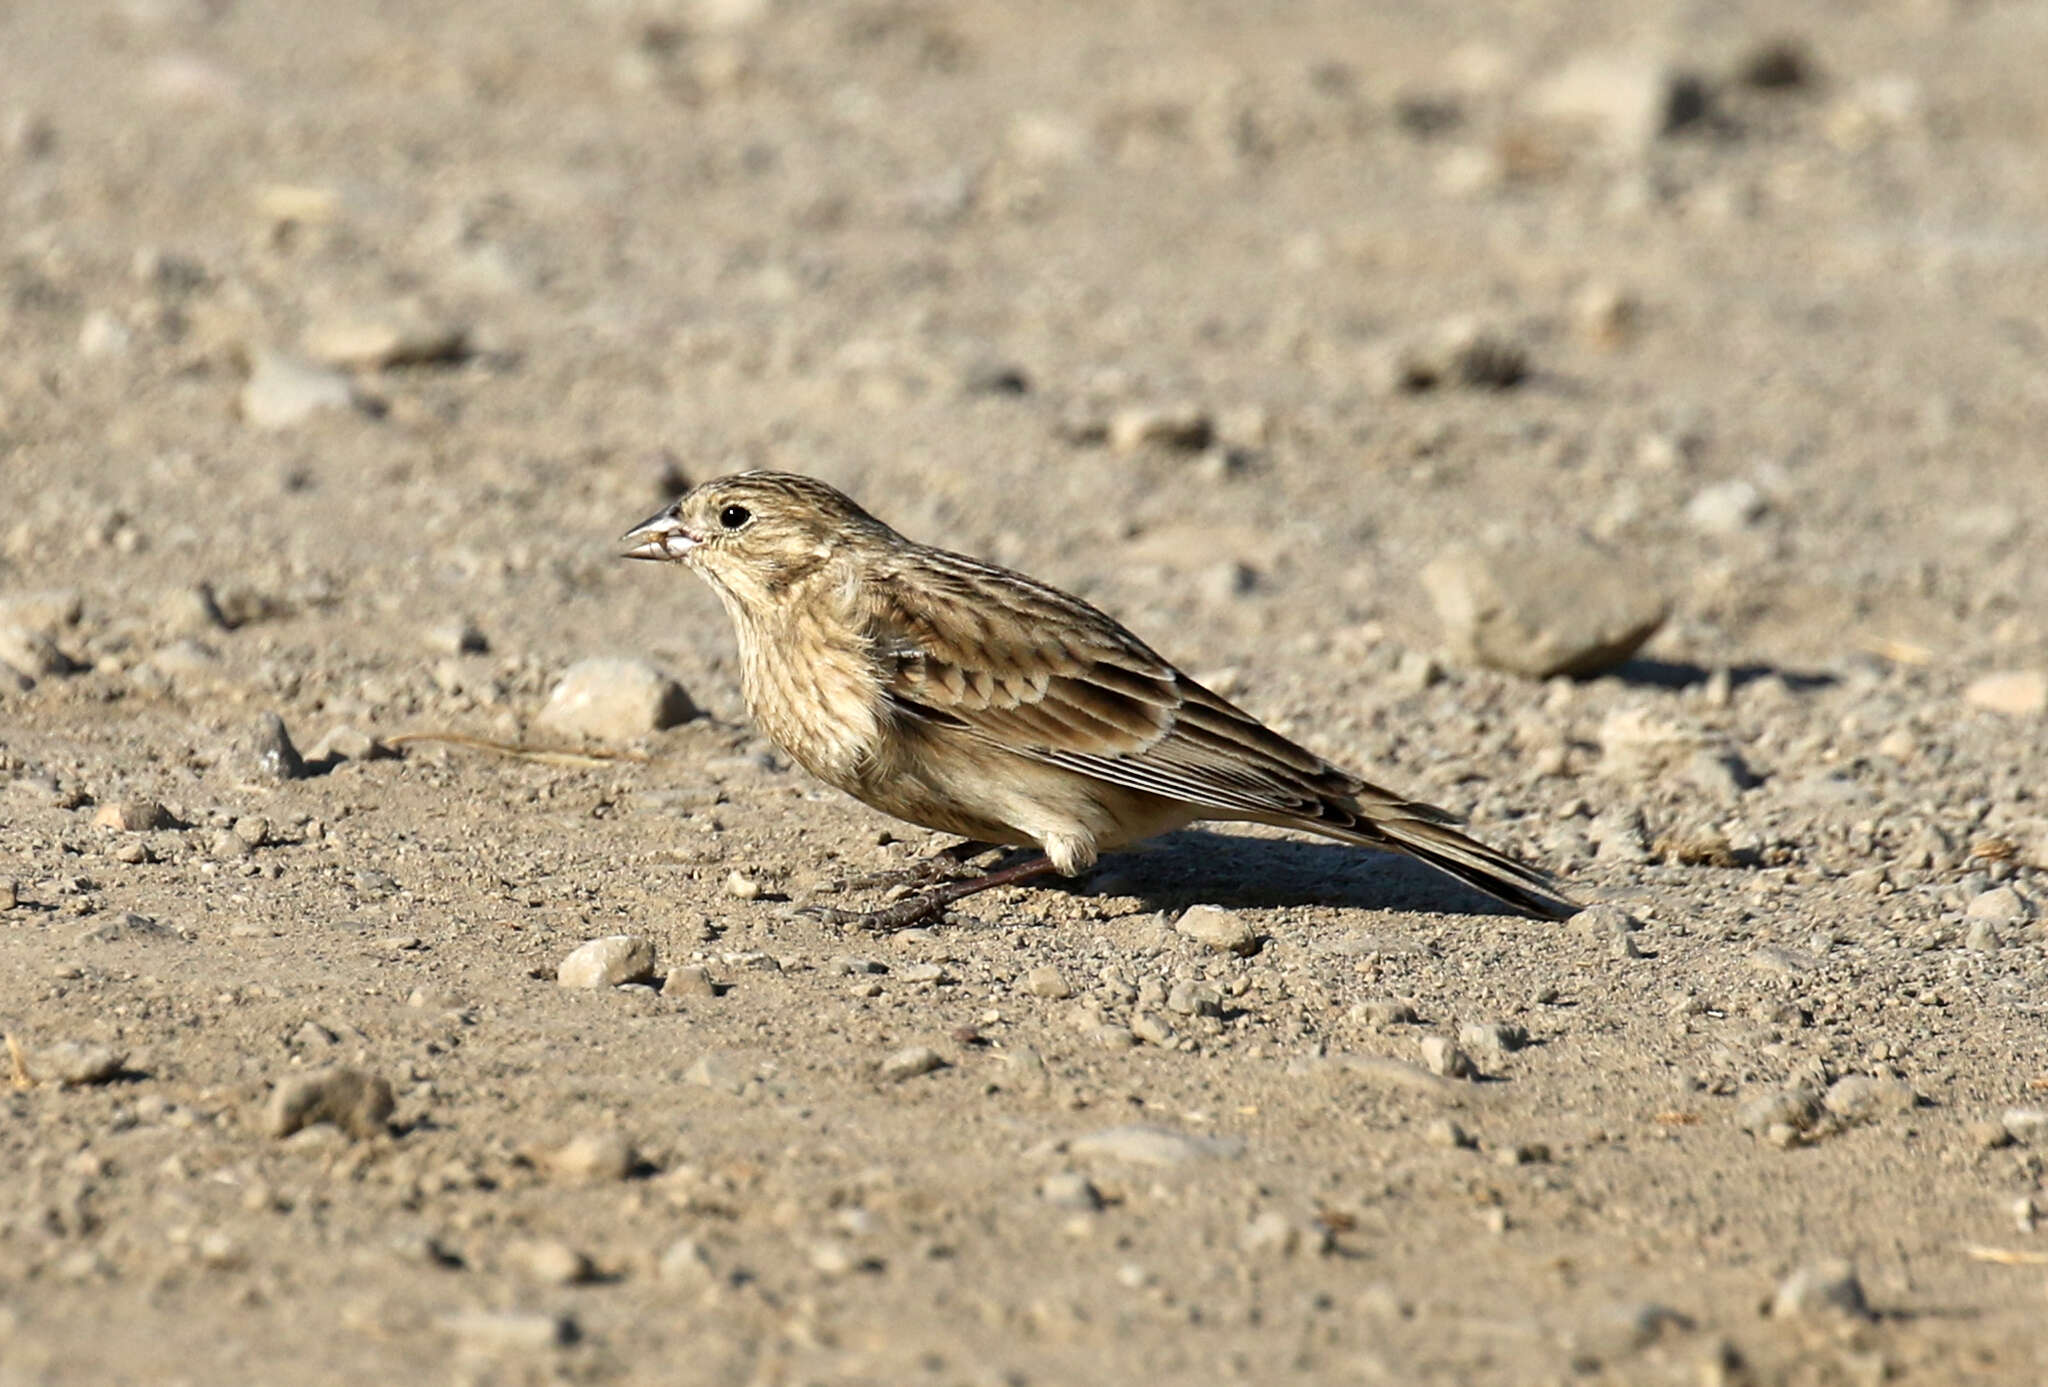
xmin=1285 ymin=796 xmax=1580 ymax=921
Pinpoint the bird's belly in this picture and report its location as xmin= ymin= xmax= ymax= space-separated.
xmin=854 ymin=731 xmax=1198 ymax=862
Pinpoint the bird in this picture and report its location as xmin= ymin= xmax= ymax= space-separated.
xmin=621 ymin=471 xmax=1578 ymax=929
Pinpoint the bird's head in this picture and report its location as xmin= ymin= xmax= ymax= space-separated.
xmin=621 ymin=471 xmax=890 ymax=610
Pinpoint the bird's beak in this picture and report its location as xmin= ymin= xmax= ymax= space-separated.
xmin=620 ymin=508 xmax=699 ymax=562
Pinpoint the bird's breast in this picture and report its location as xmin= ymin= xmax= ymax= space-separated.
xmin=736 ymin=609 xmax=888 ymax=792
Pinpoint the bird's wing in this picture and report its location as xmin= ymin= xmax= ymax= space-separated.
xmin=858 ymin=548 xmax=1458 ymax=828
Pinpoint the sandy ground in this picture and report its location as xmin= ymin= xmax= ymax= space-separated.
xmin=5 ymin=1 xmax=2048 ymax=1383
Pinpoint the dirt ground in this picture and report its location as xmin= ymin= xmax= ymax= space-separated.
xmin=5 ymin=1 xmax=2048 ymax=1383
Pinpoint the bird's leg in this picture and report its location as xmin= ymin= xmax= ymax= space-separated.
xmin=836 ymin=839 xmax=999 ymax=894
xmin=804 ymin=854 xmax=1058 ymax=933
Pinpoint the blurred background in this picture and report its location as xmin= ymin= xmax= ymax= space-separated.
xmin=4 ymin=0 xmax=2044 ymax=727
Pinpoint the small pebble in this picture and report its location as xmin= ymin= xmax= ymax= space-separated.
xmin=2003 ymin=1108 xmax=2048 ymax=1145
xmin=897 ymin=962 xmax=949 ymax=985
xmin=1458 ymin=1021 xmax=1528 ymax=1054
xmin=878 ymin=1044 xmax=947 ymax=1082
xmin=663 ymin=965 xmax=718 ymax=998
xmin=505 ymin=1239 xmax=594 ymax=1286
xmin=1108 ymin=403 xmax=1213 ymax=454
xmin=1021 ymin=965 xmax=1074 ymax=999
xmin=32 ymin=1042 xmax=126 ymax=1086
xmin=1736 ymin=1087 xmax=1821 ymax=1137
xmin=1039 ymin=1172 xmax=1102 ymax=1211
xmin=1420 ymin=1036 xmax=1477 ymax=1079
xmin=1166 ymin=980 xmax=1223 ymax=1016
xmin=535 ymin=658 xmax=696 ymax=742
xmin=1130 ymin=1011 xmax=1175 ymax=1047
xmin=1174 ymin=904 xmax=1261 ymax=956
xmin=1424 ymin=1118 xmax=1473 ymax=1149
xmin=724 ymin=870 xmax=763 ymax=900
xmin=1240 ymin=1210 xmax=1302 ymax=1257
xmin=1069 ymin=1125 xmax=1244 ymax=1167
xmin=540 ymin=1130 xmax=637 ymax=1182
xmin=245 ymin=712 xmax=308 ymax=782
xmin=439 ymin=1310 xmax=578 ymax=1352
xmin=239 ymin=350 xmax=357 ymax=430
xmin=91 ymin=798 xmax=173 ymax=832
xmin=1963 ymin=670 xmax=2047 ymax=718
xmin=657 ymin=1237 xmax=714 ymax=1284
xmin=1771 ymin=1260 xmax=1870 ymax=1320
xmin=1352 ymin=999 xmax=1420 ymax=1027
xmin=1822 ymin=1075 xmax=1917 ymax=1122
xmin=556 ymin=935 xmax=658 ymax=989
xmin=263 ymin=1067 xmax=394 ymax=1140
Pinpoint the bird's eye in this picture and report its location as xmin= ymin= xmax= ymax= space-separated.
xmin=718 ymin=504 xmax=752 ymax=531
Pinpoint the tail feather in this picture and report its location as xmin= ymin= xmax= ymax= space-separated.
xmin=1300 ymin=812 xmax=1580 ymax=921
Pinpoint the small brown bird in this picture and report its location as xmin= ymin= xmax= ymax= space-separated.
xmin=623 ymin=471 xmax=1577 ymax=928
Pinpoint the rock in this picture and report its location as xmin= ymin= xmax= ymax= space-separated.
xmin=0 ymin=624 xmax=80 ymax=681
xmin=724 ymin=870 xmax=764 ymax=900
xmin=1964 ymin=919 xmax=2003 ymax=952
xmin=657 ymin=1237 xmax=714 ymax=1284
xmin=1420 ymin=1036 xmax=1477 ymax=1079
xmin=1421 ymin=540 xmax=1667 ymax=678
xmin=505 ymin=1239 xmax=594 ymax=1285
xmin=1166 ymin=980 xmax=1223 ymax=1017
xmin=157 ymin=584 xmax=229 ymax=635
xmin=535 ymin=658 xmax=696 ymax=741
xmin=1384 ymin=318 xmax=1529 ymax=392
xmin=1822 ymin=1075 xmax=1917 ymax=1122
xmin=305 ymin=724 xmax=396 ymax=764
xmin=1735 ymin=39 xmax=1815 ymax=91
xmin=439 ymin=1310 xmax=578 ymax=1352
xmin=1240 ymin=1211 xmax=1305 ymax=1257
xmin=1532 ymin=52 xmax=1711 ymax=148
xmin=663 ymin=965 xmax=718 ymax=998
xmin=1686 ymin=479 xmax=1767 ymax=535
xmin=1425 ymin=1118 xmax=1474 ymax=1149
xmin=238 ymin=350 xmax=358 ymax=430
xmin=557 ymin=935 xmax=658 ymax=989
xmin=878 ymin=1044 xmax=947 ymax=1082
xmin=1574 ymin=903 xmax=1641 ymax=946
xmin=1352 ymin=999 xmax=1421 ymax=1027
xmin=2003 ymin=1108 xmax=2048 ymax=1144
xmin=1736 ymin=1087 xmax=1821 ymax=1138
xmin=1174 ymin=904 xmax=1261 ymax=955
xmin=0 ymin=879 xmax=16 ymax=910
xmin=74 ymin=912 xmax=182 ymax=945
xmin=1963 ymin=670 xmax=2046 ymax=717
xmin=1070 ymin=1124 xmax=1245 ymax=1167
xmin=0 ymin=589 xmax=83 ymax=636
xmin=1040 ymin=1172 xmax=1102 ymax=1210
xmin=1021 ymin=965 xmax=1075 ymax=999
xmin=539 ymin=1130 xmax=637 ymax=1182
xmin=1771 ymin=1260 xmax=1870 ymax=1320
xmin=303 ymin=305 xmax=467 ymax=370
xmin=91 ymin=798 xmax=173 ymax=832
xmin=1458 ymin=1021 xmax=1529 ymax=1054
xmin=1966 ymin=886 xmax=2035 ymax=922
xmin=32 ymin=1042 xmax=126 ymax=1086
xmin=245 ymin=713 xmax=308 ymax=782
xmin=263 ymin=1067 xmax=395 ymax=1140
xmin=1130 ymin=1011 xmax=1175 ymax=1046
xmin=1108 ymin=404 xmax=1213 ymax=454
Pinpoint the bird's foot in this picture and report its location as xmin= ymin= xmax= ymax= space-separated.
xmin=820 ymin=840 xmax=997 ymax=896
xmin=800 ymin=853 xmax=1060 ymax=934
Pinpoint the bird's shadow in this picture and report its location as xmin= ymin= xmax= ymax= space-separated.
xmin=1604 ymin=658 xmax=1839 ymax=693
xmin=1051 ymin=827 xmax=1534 ymax=919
